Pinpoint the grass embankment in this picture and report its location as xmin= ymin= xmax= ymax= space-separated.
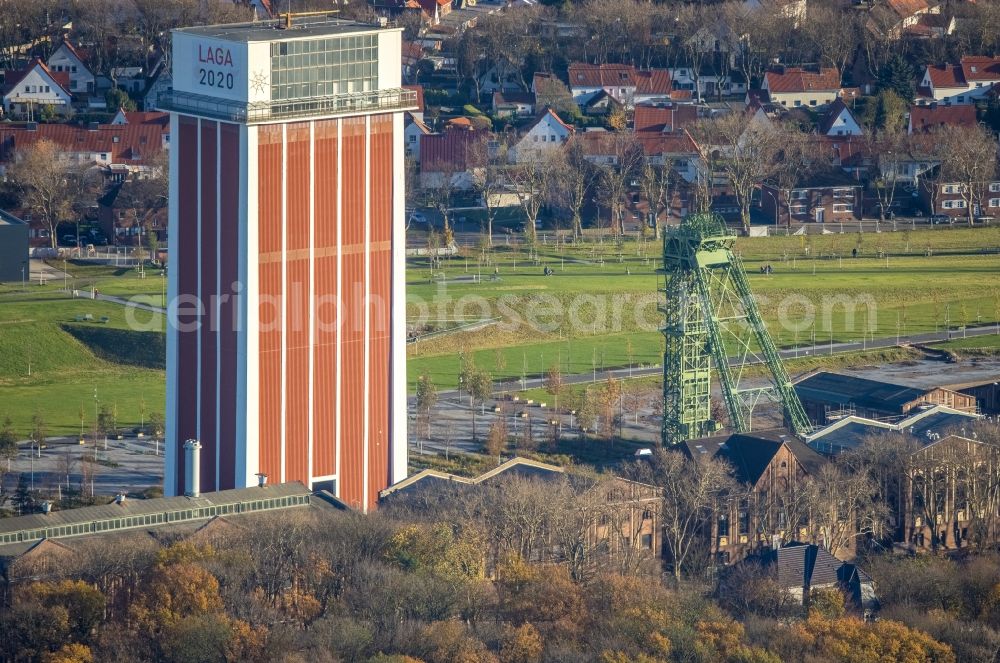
xmin=407 ymin=227 xmax=1000 ymax=390
xmin=0 ymin=288 xmax=165 ymax=438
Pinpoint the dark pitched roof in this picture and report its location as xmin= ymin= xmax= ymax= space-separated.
xmin=818 ymin=98 xmax=858 ymax=135
xmin=680 ymin=430 xmax=825 ymax=486
xmin=419 ymin=128 xmax=487 ymax=172
xmin=493 ymin=91 xmax=536 ymax=106
xmin=769 ymin=542 xmax=844 ymax=589
xmin=794 ymin=371 xmax=931 ymax=412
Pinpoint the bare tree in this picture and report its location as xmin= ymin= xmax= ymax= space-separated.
xmin=936 ymin=125 xmax=998 ymax=225
xmin=7 ymin=140 xmax=89 ymax=250
xmin=510 ymin=151 xmax=551 ymax=244
xmin=802 ymin=461 xmax=890 ymax=558
xmin=629 ymin=449 xmax=736 ymax=582
xmin=640 ymin=157 xmax=675 ymax=230
xmin=693 ymin=112 xmax=782 ymax=234
xmin=867 ymin=129 xmax=908 ymax=224
xmin=470 ymin=135 xmax=509 ymax=247
xmin=596 ymin=131 xmax=643 ymax=237
xmin=533 ymin=76 xmax=577 ymax=118
xmin=547 ymin=136 xmax=595 ymax=240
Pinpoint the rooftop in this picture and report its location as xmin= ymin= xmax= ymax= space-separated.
xmin=680 ymin=430 xmax=826 ymax=486
xmin=0 ymin=209 xmax=27 ymax=226
xmin=794 ymin=370 xmax=931 ymax=411
xmin=173 ymin=17 xmax=398 ymax=43
xmin=805 ymin=405 xmax=981 ymax=455
xmin=0 ymin=482 xmax=312 ymax=544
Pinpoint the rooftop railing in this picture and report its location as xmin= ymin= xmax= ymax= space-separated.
xmin=157 ymin=87 xmax=417 ymax=123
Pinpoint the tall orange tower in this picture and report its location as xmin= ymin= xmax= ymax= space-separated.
xmin=160 ymin=17 xmax=413 ymax=510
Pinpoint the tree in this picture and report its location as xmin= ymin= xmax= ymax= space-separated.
xmin=510 ymin=151 xmax=550 ymax=244
xmin=596 ymin=378 xmax=622 ymax=442
xmin=803 ymin=461 xmax=889 ymax=558
xmin=640 ymin=158 xmax=674 ymax=230
xmin=803 ymin=4 xmax=860 ymax=76
xmin=596 ymin=131 xmax=643 ymax=237
xmin=629 ymin=449 xmax=735 ymax=582
xmin=470 ymin=135 xmax=509 ymax=247
xmin=7 ymin=140 xmax=87 ymax=250
xmin=415 ymin=375 xmax=438 ymax=444
xmin=860 ymin=89 xmax=907 ymax=134
xmin=692 ymin=113 xmax=782 ymax=234
xmin=466 ymin=367 xmax=493 ymax=443
xmin=30 ymin=413 xmax=47 ymax=449
xmin=0 ymin=415 xmax=17 ymax=472
xmin=533 ymin=76 xmax=577 ymax=118
xmin=486 ymin=417 xmax=508 ymax=460
xmin=879 ymin=53 xmax=917 ymax=101
xmin=13 ymin=474 xmax=34 ymax=515
xmin=548 ymin=136 xmax=595 ymax=239
xmin=936 ymin=124 xmax=998 ymax=225
xmin=866 ymin=128 xmax=908 ymax=223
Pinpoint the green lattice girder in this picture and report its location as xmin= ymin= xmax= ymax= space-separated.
xmin=659 ymin=213 xmax=811 ymax=445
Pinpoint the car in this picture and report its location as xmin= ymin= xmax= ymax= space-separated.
xmin=59 ymin=234 xmax=78 ymax=246
xmin=407 ymin=210 xmax=427 ymax=225
xmin=930 ymin=215 xmax=950 ymax=225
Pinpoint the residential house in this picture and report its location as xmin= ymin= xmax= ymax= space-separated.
xmin=401 ymin=41 xmax=425 ymax=82
xmin=492 ymin=91 xmax=535 ymax=119
xmin=919 ymin=177 xmax=1000 ymax=219
xmin=867 ymin=0 xmax=941 ymax=39
xmin=670 ymin=66 xmax=745 ymax=100
xmin=380 ymin=457 xmax=662 ymax=570
xmin=402 ymin=84 xmax=425 ymax=121
xmin=97 ymin=180 xmax=168 ymax=246
xmin=633 ymin=102 xmax=699 ymax=134
xmin=794 ymin=371 xmax=977 ymax=426
xmin=918 ymin=56 xmax=1000 ymax=105
xmin=761 ymin=66 xmax=842 ymax=109
xmin=109 ymin=110 xmax=171 ymax=150
xmin=141 ymin=63 xmax=172 ymax=112
xmin=0 ymin=121 xmax=168 ymax=178
xmin=723 ymin=543 xmax=878 ymax=615
xmin=46 ymin=41 xmax=95 ymax=95
xmin=761 ymin=171 xmax=862 ymax=225
xmin=566 ymin=63 xmax=673 ymax=109
xmin=0 ymin=210 xmax=29 ymax=283
xmin=404 ymin=112 xmax=431 ymax=162
xmin=509 ymin=108 xmax=573 ymax=163
xmin=681 ymin=431 xmax=828 ymax=564
xmin=818 ymin=98 xmax=863 ymax=137
xmin=418 ymin=126 xmax=487 ymax=189
xmin=1 ymin=59 xmax=72 ymax=118
xmin=907 ymin=103 xmax=977 ymax=134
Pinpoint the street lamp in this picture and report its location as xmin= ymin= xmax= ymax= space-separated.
xmin=761 ymin=186 xmax=780 ymax=229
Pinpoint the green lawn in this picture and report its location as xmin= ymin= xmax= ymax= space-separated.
xmin=0 ymin=289 xmax=165 ymax=438
xmin=934 ymin=333 xmax=1000 ymax=351
xmin=407 ymin=228 xmax=1000 ymax=389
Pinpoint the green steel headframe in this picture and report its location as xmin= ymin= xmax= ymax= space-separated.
xmin=658 ymin=213 xmax=811 ymax=445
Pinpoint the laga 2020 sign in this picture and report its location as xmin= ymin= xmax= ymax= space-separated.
xmin=197 ymin=44 xmax=236 ymax=91
xmin=173 ymin=34 xmax=248 ymax=102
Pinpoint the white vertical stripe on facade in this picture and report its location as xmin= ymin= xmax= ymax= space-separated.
xmin=215 ymin=122 xmax=222 ymax=492
xmin=238 ymin=124 xmax=258 ymax=489
xmin=363 ymin=115 xmax=371 ymax=510
xmin=335 ymin=119 xmax=342 ymax=497
xmin=195 ymin=120 xmax=203 ymax=454
xmin=390 ymin=110 xmax=408 ymax=485
xmin=164 ymin=111 xmax=180 ymax=496
xmin=280 ymin=123 xmax=287 ymax=483
xmin=308 ymin=121 xmax=315 ymax=486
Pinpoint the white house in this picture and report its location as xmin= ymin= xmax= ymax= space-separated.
xmin=819 ymin=99 xmax=863 ymax=137
xmin=670 ymin=67 xmax=746 ymax=100
xmin=919 ymin=56 xmax=1000 ymax=105
xmin=567 ymin=63 xmax=673 ymax=109
xmin=510 ymin=109 xmax=573 ymax=163
xmin=761 ymin=66 xmax=841 ymax=109
xmin=46 ymin=41 xmax=95 ymax=94
xmin=1 ymin=59 xmax=72 ymax=118
xmin=404 ymin=112 xmax=432 ymax=163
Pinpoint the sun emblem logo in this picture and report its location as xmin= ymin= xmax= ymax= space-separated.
xmin=250 ymin=70 xmax=268 ymax=95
